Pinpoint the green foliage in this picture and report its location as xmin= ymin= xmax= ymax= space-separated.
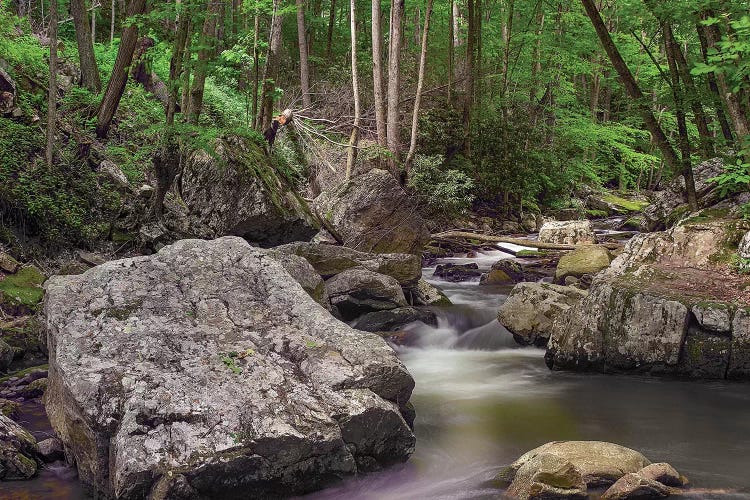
xmin=408 ymin=154 xmax=475 ymax=217
xmin=708 ymin=158 xmax=750 ymax=197
xmin=0 ymin=266 xmax=45 ymax=309
xmin=219 ymin=352 xmax=242 ymax=375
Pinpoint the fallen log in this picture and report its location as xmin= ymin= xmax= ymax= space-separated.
xmin=431 ymin=230 xmax=622 ymax=251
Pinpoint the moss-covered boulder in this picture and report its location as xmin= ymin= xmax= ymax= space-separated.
xmin=554 ymin=245 xmax=612 ymax=284
xmin=0 ymin=266 xmax=45 ymax=314
xmin=410 ymin=279 xmax=452 ymax=306
xmin=0 ymin=414 xmax=39 ymax=480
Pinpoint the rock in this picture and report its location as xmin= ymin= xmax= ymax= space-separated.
xmin=521 ymin=213 xmax=542 ymax=233
xmin=0 ymin=252 xmax=20 ymax=274
xmin=37 ymin=437 xmax=65 ymax=463
xmin=601 ymin=472 xmax=669 ymax=500
xmin=0 ymin=414 xmax=38 ymax=480
xmin=410 ymin=279 xmax=452 ymax=306
xmin=137 ymin=184 xmax=155 ymax=199
xmin=97 ymin=160 xmax=130 ymax=189
xmin=19 ymin=377 xmax=46 ymax=398
xmin=0 ymin=399 xmax=19 ymax=419
xmin=313 ymin=169 xmax=430 ymax=254
xmin=619 ymin=216 xmax=647 ymax=232
xmin=564 ymin=276 xmax=579 ymax=286
xmin=638 ymin=463 xmax=687 ymax=487
xmin=505 ymin=453 xmax=587 ymax=500
xmin=433 ymin=263 xmax=481 ymax=282
xmin=311 ymin=228 xmax=339 ymax=245
xmin=76 ymin=250 xmax=106 ymax=267
xmin=692 ymin=303 xmax=732 ymax=333
xmin=0 ymin=67 xmax=18 ymax=116
xmin=500 ymin=221 xmax=523 ymax=233
xmin=480 ymin=260 xmax=525 ymax=285
xmin=274 ymin=242 xmax=421 ymax=285
xmin=351 ymin=307 xmax=437 ymax=332
xmin=325 ymin=267 xmax=408 ymax=320
xmin=538 ymin=220 xmax=596 ymax=245
xmin=0 ymin=340 xmax=13 ymax=372
xmin=266 ymin=250 xmax=329 ymax=308
xmin=43 ymin=237 xmax=415 ymax=498
xmin=501 ymin=441 xmax=651 ymax=489
xmin=554 ymin=245 xmax=612 ymax=284
xmin=498 ymin=283 xmax=588 ymax=347
xmin=178 ymin=136 xmax=317 ymax=246
xmin=729 ymin=308 xmax=750 ymax=379
xmin=739 ymin=231 xmax=750 ymax=259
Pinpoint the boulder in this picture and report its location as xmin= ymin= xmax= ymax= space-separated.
xmin=480 ymin=260 xmax=525 ymax=285
xmin=601 ymin=472 xmax=669 ymax=500
xmin=325 ymin=268 xmax=408 ymax=320
xmin=178 ymin=136 xmax=317 ymax=246
xmin=433 ymin=263 xmax=481 ymax=282
xmin=729 ymin=308 xmax=750 ymax=379
xmin=43 ymin=237 xmax=415 ymax=498
xmin=0 ymin=252 xmax=20 ymax=274
xmin=409 ymin=279 xmax=452 ymax=307
xmin=499 ymin=441 xmax=651 ymax=489
xmin=505 ymin=453 xmax=587 ymax=500
xmin=97 ymin=160 xmax=130 ymax=189
xmin=499 ymin=283 xmax=588 ymax=346
xmin=19 ymin=377 xmax=46 ymax=398
xmin=538 ymin=221 xmax=596 ymax=245
xmin=638 ymin=463 xmax=687 ymax=487
xmin=692 ymin=302 xmax=732 ymax=333
xmin=313 ymin=169 xmax=430 ymax=254
xmin=351 ymin=307 xmax=437 ymax=333
xmin=266 ymin=250 xmax=329 ymax=307
xmin=37 ymin=437 xmax=65 ymax=463
xmin=274 ymin=242 xmax=421 ymax=285
xmin=0 ymin=414 xmax=38 ymax=480
xmin=0 ymin=399 xmax=19 ymax=419
xmin=739 ymin=230 xmax=750 ymax=259
xmin=554 ymin=245 xmax=612 ymax=284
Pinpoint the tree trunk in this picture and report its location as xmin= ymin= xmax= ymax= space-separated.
xmin=91 ymin=1 xmax=96 ymax=43
xmin=345 ymin=0 xmax=360 ymax=178
xmin=296 ymin=0 xmax=312 ymax=108
xmin=47 ymin=0 xmax=58 ymax=166
xmin=166 ymin=3 xmax=191 ymax=125
xmin=326 ymin=0 xmax=336 ymax=60
xmin=110 ymin=0 xmax=115 ymax=43
xmin=386 ymin=0 xmax=404 ymax=173
xmin=696 ymin=21 xmax=733 ymax=143
xmin=462 ymin=0 xmax=475 ymax=155
xmin=447 ymin=0 xmax=454 ymax=106
xmin=672 ymin=37 xmax=714 ymax=158
xmin=251 ymin=8 xmax=260 ymax=129
xmin=404 ymin=0 xmax=433 ymax=175
xmin=580 ymin=0 xmax=682 ymax=174
xmin=187 ymin=0 xmax=221 ymax=124
xmin=371 ymin=0 xmax=387 ymax=148
xmin=180 ymin=21 xmax=193 ymax=117
xmin=95 ymin=0 xmax=146 ymax=138
xmin=664 ymin=23 xmax=698 ymax=211
xmin=70 ymin=0 xmax=101 ymax=92
xmin=258 ymin=0 xmax=284 ymax=131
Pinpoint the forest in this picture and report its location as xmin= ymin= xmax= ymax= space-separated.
xmin=1 ymin=0 xmax=750 ymax=498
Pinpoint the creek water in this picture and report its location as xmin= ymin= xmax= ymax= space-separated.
xmin=306 ymin=250 xmax=750 ymax=500
xmin=6 ymin=249 xmax=750 ymax=499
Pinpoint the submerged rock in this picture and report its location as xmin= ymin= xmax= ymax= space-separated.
xmin=538 ymin=220 xmax=596 ymax=245
xmin=433 ymin=263 xmax=481 ymax=282
xmin=601 ymin=472 xmax=669 ymax=500
xmin=0 ymin=414 xmax=38 ymax=480
xmin=313 ymin=169 xmax=431 ymax=254
xmin=43 ymin=237 xmax=415 ymax=498
xmin=409 ymin=279 xmax=452 ymax=307
xmin=498 ymin=283 xmax=587 ymax=347
xmin=351 ymin=307 xmax=437 ymax=333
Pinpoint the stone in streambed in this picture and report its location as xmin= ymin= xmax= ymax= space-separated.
xmin=433 ymin=263 xmax=481 ymax=282
xmin=505 ymin=452 xmax=587 ymax=500
xmin=409 ymin=279 xmax=452 ymax=307
xmin=325 ymin=267 xmax=407 ymax=321
xmin=480 ymin=260 xmax=526 ymax=285
xmin=43 ymin=237 xmax=415 ymax=498
xmin=554 ymin=245 xmax=612 ymax=284
xmin=601 ymin=472 xmax=669 ymax=500
xmin=37 ymin=437 xmax=65 ymax=463
xmin=538 ymin=220 xmax=596 ymax=245
xmin=638 ymin=462 xmax=688 ymax=487
xmin=0 ymin=414 xmax=39 ymax=480
xmin=351 ymin=307 xmax=437 ymax=333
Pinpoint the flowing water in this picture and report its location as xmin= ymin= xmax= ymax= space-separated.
xmin=305 ymin=250 xmax=750 ymax=500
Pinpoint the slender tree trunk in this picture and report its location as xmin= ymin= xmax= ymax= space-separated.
xmin=664 ymin=23 xmax=698 ymax=211
xmin=258 ymin=0 xmax=283 ymax=131
xmin=326 ymin=0 xmax=336 ymax=60
xmin=386 ymin=0 xmax=404 ymax=173
xmin=180 ymin=22 xmax=193 ymax=117
xmin=110 ymin=0 xmax=115 ymax=43
xmin=95 ymin=0 xmax=146 ymax=138
xmin=166 ymin=3 xmax=190 ymax=125
xmin=371 ymin=0 xmax=387 ymax=148
xmin=70 ymin=0 xmax=101 ymax=92
xmin=447 ymin=0 xmax=454 ymax=106
xmin=47 ymin=0 xmax=58 ymax=167
xmin=672 ymin=38 xmax=714 ymax=158
xmin=696 ymin=21 xmax=733 ymax=143
xmin=580 ymin=0 xmax=681 ymax=173
xmin=346 ymin=0 xmax=360 ymax=178
xmin=251 ymin=8 xmax=260 ymax=129
xmin=404 ymin=0 xmax=433 ymax=175
xmin=187 ymin=0 xmax=221 ymax=124
xmin=530 ymin=7 xmax=543 ymax=105
xmin=296 ymin=0 xmax=312 ymax=108
xmin=91 ymin=1 xmax=96 ymax=43
xmin=463 ymin=0 xmax=476 ymax=155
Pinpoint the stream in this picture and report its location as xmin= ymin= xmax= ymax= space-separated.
xmin=305 ymin=249 xmax=750 ymax=500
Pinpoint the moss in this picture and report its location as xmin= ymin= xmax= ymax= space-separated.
xmin=601 ymin=193 xmax=649 ymax=212
xmin=0 ymin=364 xmax=48 ymax=384
xmin=586 ymin=209 xmax=608 ymax=218
xmin=0 ymin=266 xmax=45 ymax=309
xmin=517 ymin=249 xmax=546 ymax=257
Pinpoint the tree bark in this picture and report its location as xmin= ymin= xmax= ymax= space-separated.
xmin=463 ymin=0 xmax=476 ymax=155
xmin=47 ymin=0 xmax=58 ymax=167
xmin=70 ymin=0 xmax=101 ymax=92
xmin=404 ymin=0 xmax=433 ymax=175
xmin=345 ymin=0 xmax=360 ymax=178
xmin=258 ymin=0 xmax=284 ymax=131
xmin=664 ymin=23 xmax=698 ymax=211
xmin=110 ymin=0 xmax=115 ymax=43
xmin=696 ymin=21 xmax=733 ymax=143
xmin=166 ymin=3 xmax=191 ymax=125
xmin=95 ymin=0 xmax=146 ymax=138
xmin=371 ymin=0 xmax=387 ymax=148
xmin=580 ymin=0 xmax=682 ymax=174
xmin=672 ymin=37 xmax=714 ymax=158
xmin=251 ymin=8 xmax=260 ymax=129
xmin=326 ymin=0 xmax=336 ymax=60
xmin=432 ymin=231 xmax=622 ymax=251
xmin=386 ymin=0 xmax=404 ymax=173
xmin=187 ymin=0 xmax=221 ymax=124
xmin=447 ymin=0 xmax=454 ymax=107
xmin=296 ymin=0 xmax=312 ymax=108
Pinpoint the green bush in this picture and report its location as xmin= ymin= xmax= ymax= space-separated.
xmin=408 ymin=154 xmax=475 ymax=217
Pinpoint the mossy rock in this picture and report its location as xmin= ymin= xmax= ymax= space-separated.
xmin=600 ymin=193 xmax=649 ymax=212
xmin=517 ymin=249 xmax=546 ymax=258
xmin=0 ymin=398 xmax=19 ymax=419
xmin=555 ymin=245 xmax=612 ymax=283
xmin=0 ymin=266 xmax=45 ymax=311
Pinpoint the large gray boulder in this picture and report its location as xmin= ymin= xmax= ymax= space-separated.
xmin=498 ymin=283 xmax=587 ymax=347
xmin=266 ymin=250 xmax=329 ymax=308
xmin=325 ymin=268 xmax=408 ymax=321
xmin=0 ymin=414 xmax=39 ymax=480
xmin=274 ymin=242 xmax=421 ymax=285
xmin=177 ymin=136 xmax=318 ymax=246
xmin=538 ymin=220 xmax=596 ymax=245
xmin=313 ymin=169 xmax=431 ymax=254
xmin=43 ymin=237 xmax=415 ymax=499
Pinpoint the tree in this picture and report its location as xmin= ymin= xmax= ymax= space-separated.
xmin=47 ymin=0 xmax=58 ymax=167
xmin=95 ymin=0 xmax=147 ymax=138
xmin=345 ymin=0 xmax=361 ymax=178
xmin=70 ymin=0 xmax=101 ymax=92
xmin=188 ymin=0 xmax=222 ymax=124
xmin=296 ymin=0 xmax=312 ymax=108
xmin=404 ymin=0 xmax=433 ymax=174
xmin=371 ymin=0 xmax=387 ymax=148
xmin=258 ymin=0 xmax=284 ymax=131
xmin=386 ymin=0 xmax=404 ymax=173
